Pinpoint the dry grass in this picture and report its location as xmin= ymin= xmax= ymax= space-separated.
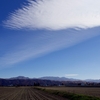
xmin=40 ymin=86 xmax=100 ymax=98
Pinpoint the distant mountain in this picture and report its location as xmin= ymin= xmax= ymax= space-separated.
xmin=0 ymin=76 xmax=100 ymax=87
xmin=0 ymin=78 xmax=64 ymax=86
xmin=1 ymin=76 xmax=100 ymax=83
xmin=10 ymin=76 xmax=30 ymax=79
xmin=9 ymin=76 xmax=80 ymax=81
xmin=39 ymin=76 xmax=100 ymax=83
xmin=39 ymin=76 xmax=80 ymax=81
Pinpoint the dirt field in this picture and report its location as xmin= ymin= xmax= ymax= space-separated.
xmin=41 ymin=86 xmax=100 ymax=98
xmin=0 ymin=87 xmax=68 ymax=100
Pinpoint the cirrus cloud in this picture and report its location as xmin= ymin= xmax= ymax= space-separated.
xmin=65 ymin=74 xmax=78 ymax=77
xmin=0 ymin=27 xmax=100 ymax=67
xmin=3 ymin=0 xmax=100 ymax=30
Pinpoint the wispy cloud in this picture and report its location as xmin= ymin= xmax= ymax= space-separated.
xmin=1 ymin=0 xmax=100 ymax=68
xmin=0 ymin=27 xmax=100 ymax=68
xmin=3 ymin=0 xmax=100 ymax=30
xmin=65 ymin=74 xmax=78 ymax=77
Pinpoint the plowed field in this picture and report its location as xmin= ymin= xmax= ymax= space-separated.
xmin=0 ymin=87 xmax=68 ymax=100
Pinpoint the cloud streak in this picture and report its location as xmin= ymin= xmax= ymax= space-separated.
xmin=65 ymin=74 xmax=78 ymax=77
xmin=1 ymin=0 xmax=100 ymax=68
xmin=0 ymin=27 xmax=100 ymax=68
xmin=3 ymin=0 xmax=100 ymax=30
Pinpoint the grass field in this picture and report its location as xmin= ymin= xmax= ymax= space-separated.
xmin=0 ymin=87 xmax=67 ymax=100
xmin=40 ymin=86 xmax=100 ymax=98
xmin=37 ymin=86 xmax=100 ymax=100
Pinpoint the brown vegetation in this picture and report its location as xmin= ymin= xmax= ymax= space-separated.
xmin=40 ymin=86 xmax=100 ymax=98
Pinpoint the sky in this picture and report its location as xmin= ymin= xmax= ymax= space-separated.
xmin=0 ymin=0 xmax=100 ymax=79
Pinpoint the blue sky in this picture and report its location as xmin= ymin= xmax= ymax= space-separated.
xmin=0 ymin=0 xmax=100 ymax=79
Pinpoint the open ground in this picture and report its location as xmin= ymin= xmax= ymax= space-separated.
xmin=0 ymin=87 xmax=68 ymax=100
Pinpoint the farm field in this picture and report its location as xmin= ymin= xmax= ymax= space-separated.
xmin=0 ymin=87 xmax=68 ymax=100
xmin=40 ymin=86 xmax=100 ymax=98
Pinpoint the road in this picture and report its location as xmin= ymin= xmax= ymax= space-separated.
xmin=0 ymin=87 xmax=68 ymax=100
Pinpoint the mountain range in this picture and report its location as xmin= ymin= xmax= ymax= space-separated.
xmin=0 ymin=76 xmax=100 ymax=87
xmin=7 ymin=76 xmax=100 ymax=83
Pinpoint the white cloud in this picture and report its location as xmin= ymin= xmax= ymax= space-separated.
xmin=65 ymin=74 xmax=78 ymax=77
xmin=0 ymin=27 xmax=100 ymax=67
xmin=3 ymin=0 xmax=100 ymax=30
